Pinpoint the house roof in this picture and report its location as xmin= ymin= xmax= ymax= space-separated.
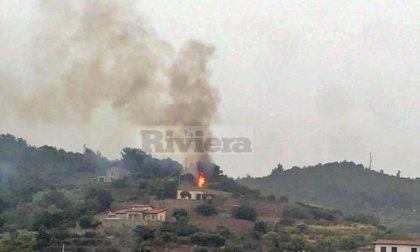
xmin=144 ymin=208 xmax=167 ymax=214
xmin=132 ymin=204 xmax=152 ymax=208
xmin=114 ymin=209 xmax=131 ymax=214
xmin=126 ymin=210 xmax=143 ymax=214
xmin=374 ymin=240 xmax=420 ymax=246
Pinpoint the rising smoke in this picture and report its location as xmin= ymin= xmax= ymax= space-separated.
xmin=0 ymin=0 xmax=219 ymax=170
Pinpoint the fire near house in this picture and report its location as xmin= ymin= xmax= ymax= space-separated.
xmin=106 ymin=204 xmax=166 ymax=222
xmin=374 ymin=240 xmax=420 ymax=252
xmin=177 ymin=184 xmax=221 ymax=200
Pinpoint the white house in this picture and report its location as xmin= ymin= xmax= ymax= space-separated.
xmin=177 ymin=188 xmax=215 ymax=201
xmin=374 ymin=240 xmax=420 ymax=252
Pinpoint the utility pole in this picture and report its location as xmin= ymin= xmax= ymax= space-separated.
xmin=368 ymin=152 xmax=372 ymax=170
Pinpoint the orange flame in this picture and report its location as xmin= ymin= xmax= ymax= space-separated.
xmin=197 ymin=174 xmax=206 ymax=188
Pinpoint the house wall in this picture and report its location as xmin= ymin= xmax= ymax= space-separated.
xmin=105 ymin=167 xmax=129 ymax=182
xmin=177 ymin=190 xmax=204 ymax=200
xmin=375 ymin=245 xmax=420 ymax=252
xmin=156 ymin=212 xmax=166 ymax=221
xmin=127 ymin=213 xmax=143 ymax=221
xmin=115 ymin=213 xmax=128 ymax=219
xmin=144 ymin=212 xmax=166 ymax=222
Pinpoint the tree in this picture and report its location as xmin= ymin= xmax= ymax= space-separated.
xmin=133 ymin=226 xmax=155 ymax=242
xmin=254 ymin=221 xmax=268 ymax=234
xmin=84 ymin=186 xmax=113 ymax=213
xmin=216 ymin=224 xmax=231 ymax=237
xmin=36 ymin=226 xmax=51 ymax=248
xmin=311 ymin=237 xmax=338 ymax=252
xmin=78 ymin=215 xmax=99 ymax=229
xmin=271 ymin=164 xmax=284 ymax=176
xmin=172 ymin=208 xmax=188 ymax=221
xmin=180 ymin=191 xmax=192 ymax=199
xmin=232 ymin=204 xmax=256 ymax=221
xmin=338 ymin=235 xmax=362 ymax=251
xmin=195 ymin=204 xmax=218 ymax=216
xmin=190 ymin=233 xmax=225 ymax=247
xmin=288 ymin=235 xmax=305 ymax=252
xmin=282 ymin=203 xmax=311 ymax=220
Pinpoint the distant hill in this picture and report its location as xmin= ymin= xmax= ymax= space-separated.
xmin=238 ymin=161 xmax=420 ymax=231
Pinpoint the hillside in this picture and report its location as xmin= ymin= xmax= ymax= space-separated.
xmin=238 ymin=161 xmax=420 ymax=232
xmin=0 ymin=134 xmax=418 ymax=251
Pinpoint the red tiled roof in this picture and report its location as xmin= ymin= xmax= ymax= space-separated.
xmin=126 ymin=210 xmax=144 ymax=213
xmin=113 ymin=209 xmax=132 ymax=214
xmin=374 ymin=240 xmax=420 ymax=246
xmin=144 ymin=208 xmax=166 ymax=214
xmin=132 ymin=204 xmax=151 ymax=207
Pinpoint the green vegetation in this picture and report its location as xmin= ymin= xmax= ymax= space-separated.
xmin=232 ymin=203 xmax=257 ymax=221
xmin=195 ymin=203 xmax=218 ymax=216
xmin=172 ymin=208 xmax=188 ymax=221
xmin=239 ymin=161 xmax=420 ymax=231
xmin=254 ymin=221 xmax=268 ymax=233
xmin=0 ymin=134 xmax=418 ymax=251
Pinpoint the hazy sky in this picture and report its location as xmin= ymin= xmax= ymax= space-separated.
xmin=1 ymin=1 xmax=419 ymax=177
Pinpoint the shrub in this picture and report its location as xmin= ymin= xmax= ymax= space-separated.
xmin=84 ymin=187 xmax=113 ymax=213
xmin=288 ymin=235 xmax=305 ymax=252
xmin=194 ymin=247 xmax=208 ymax=252
xmin=172 ymin=208 xmax=188 ymax=221
xmin=133 ymin=226 xmax=155 ymax=242
xmin=161 ymin=232 xmax=176 ymax=244
xmin=282 ymin=203 xmax=311 ymax=219
xmin=266 ymin=195 xmax=276 ymax=201
xmin=338 ymin=235 xmax=361 ymax=251
xmin=263 ymin=231 xmax=287 ymax=250
xmin=344 ymin=214 xmax=380 ymax=226
xmin=296 ymin=224 xmax=308 ymax=233
xmin=191 ymin=233 xmax=225 ymax=247
xmin=232 ymin=204 xmax=257 ymax=221
xmin=78 ymin=215 xmax=98 ymax=229
xmin=310 ymin=237 xmax=338 ymax=252
xmin=278 ymin=218 xmax=295 ymax=226
xmin=254 ymin=221 xmax=268 ymax=233
xmin=217 ymin=224 xmax=231 ymax=237
xmin=283 ymin=203 xmax=341 ymax=221
xmin=161 ymin=221 xmax=198 ymax=237
xmin=223 ymin=245 xmax=245 ymax=252
xmin=195 ymin=204 xmax=218 ymax=216
xmin=208 ymin=179 xmax=261 ymax=199
xmin=180 ymin=191 xmax=192 ymax=199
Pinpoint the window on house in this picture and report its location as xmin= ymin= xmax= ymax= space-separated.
xmin=412 ymin=248 xmax=417 ymax=252
xmin=391 ymin=247 xmax=397 ymax=252
xmin=381 ymin=247 xmax=386 ymax=252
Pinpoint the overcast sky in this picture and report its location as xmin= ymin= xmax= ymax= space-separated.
xmin=1 ymin=1 xmax=419 ymax=177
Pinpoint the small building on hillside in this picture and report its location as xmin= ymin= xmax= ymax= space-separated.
xmin=374 ymin=240 xmax=420 ymax=252
xmin=106 ymin=204 xmax=166 ymax=223
xmin=177 ymin=185 xmax=222 ymax=200
xmin=92 ymin=166 xmax=130 ymax=183
xmin=105 ymin=166 xmax=130 ymax=182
